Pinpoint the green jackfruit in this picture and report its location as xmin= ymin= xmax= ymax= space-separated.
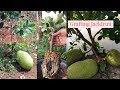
xmin=106 ymin=49 xmax=120 ymax=66
xmin=67 ymin=59 xmax=98 ymax=79
xmin=16 ymin=50 xmax=34 ymax=70
xmin=66 ymin=49 xmax=84 ymax=66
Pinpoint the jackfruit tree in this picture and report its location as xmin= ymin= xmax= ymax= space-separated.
xmin=0 ymin=11 xmax=39 ymax=72
xmin=67 ymin=11 xmax=120 ymax=62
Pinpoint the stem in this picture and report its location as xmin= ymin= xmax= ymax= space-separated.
xmin=36 ymin=11 xmax=42 ymax=41
xmin=74 ymin=28 xmax=92 ymax=46
xmin=49 ymin=28 xmax=54 ymax=52
xmin=74 ymin=28 xmax=101 ymax=62
xmin=87 ymin=28 xmax=99 ymax=52
xmin=87 ymin=28 xmax=101 ymax=62
xmin=93 ymin=29 xmax=102 ymax=39
xmin=91 ymin=46 xmax=101 ymax=62
xmin=87 ymin=28 xmax=94 ymax=43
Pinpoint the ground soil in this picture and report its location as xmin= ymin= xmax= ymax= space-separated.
xmin=0 ymin=53 xmax=37 ymax=79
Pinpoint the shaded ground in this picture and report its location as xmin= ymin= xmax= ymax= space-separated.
xmin=0 ymin=53 xmax=37 ymax=79
xmin=92 ymin=64 xmax=120 ymax=79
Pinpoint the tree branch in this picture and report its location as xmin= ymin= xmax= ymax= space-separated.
xmin=74 ymin=28 xmax=92 ymax=46
xmin=93 ymin=29 xmax=102 ymax=39
xmin=87 ymin=28 xmax=94 ymax=43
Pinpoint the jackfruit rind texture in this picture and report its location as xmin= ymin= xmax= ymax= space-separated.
xmin=106 ymin=49 xmax=120 ymax=66
xmin=66 ymin=49 xmax=84 ymax=66
xmin=16 ymin=50 xmax=34 ymax=70
xmin=67 ymin=59 xmax=98 ymax=79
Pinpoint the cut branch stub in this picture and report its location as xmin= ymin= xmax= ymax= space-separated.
xmin=41 ymin=50 xmax=61 ymax=78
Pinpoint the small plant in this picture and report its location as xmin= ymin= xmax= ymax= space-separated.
xmin=38 ymin=11 xmax=66 ymax=59
xmin=0 ymin=57 xmax=16 ymax=72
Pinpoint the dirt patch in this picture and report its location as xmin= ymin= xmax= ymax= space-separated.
xmin=92 ymin=64 xmax=120 ymax=79
xmin=0 ymin=53 xmax=37 ymax=79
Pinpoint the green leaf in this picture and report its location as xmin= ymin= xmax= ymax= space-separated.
xmin=46 ymin=23 xmax=49 ymax=27
xmin=95 ymin=42 xmax=100 ymax=49
xmin=99 ymin=61 xmax=106 ymax=72
xmin=115 ymin=37 xmax=120 ymax=44
xmin=20 ymin=29 xmax=24 ymax=36
xmin=28 ymin=23 xmax=35 ymax=27
xmin=56 ymin=19 xmax=64 ymax=24
xmin=1 ymin=13 xmax=6 ymax=20
xmin=114 ymin=18 xmax=120 ymax=26
xmin=25 ymin=20 xmax=29 ymax=26
xmin=49 ymin=21 xmax=54 ymax=27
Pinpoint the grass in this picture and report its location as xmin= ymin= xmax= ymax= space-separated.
xmin=0 ymin=58 xmax=17 ymax=72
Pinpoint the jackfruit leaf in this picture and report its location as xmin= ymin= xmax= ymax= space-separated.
xmin=57 ymin=12 xmax=63 ymax=21
xmin=109 ymin=31 xmax=115 ymax=40
xmin=16 ymin=28 xmax=21 ymax=34
xmin=49 ymin=17 xmax=53 ymax=22
xmin=46 ymin=23 xmax=49 ymax=27
xmin=114 ymin=18 xmax=120 ymax=26
xmin=44 ymin=29 xmax=51 ymax=35
xmin=115 ymin=38 xmax=120 ymax=44
xmin=75 ymin=11 xmax=84 ymax=20
xmin=102 ymin=29 xmax=109 ymax=37
xmin=1 ymin=13 xmax=6 ymax=20
xmin=56 ymin=19 xmax=64 ymax=25
xmin=20 ymin=29 xmax=24 ymax=36
xmin=95 ymin=42 xmax=100 ymax=49
xmin=98 ymin=36 xmax=102 ymax=40
xmin=114 ymin=12 xmax=118 ymax=16
xmin=49 ymin=21 xmax=54 ymax=27
xmin=99 ymin=61 xmax=106 ymax=72
xmin=25 ymin=20 xmax=29 ymax=27
xmin=28 ymin=23 xmax=35 ymax=27
xmin=0 ymin=22 xmax=4 ymax=28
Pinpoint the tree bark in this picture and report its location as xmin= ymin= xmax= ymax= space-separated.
xmin=87 ymin=28 xmax=99 ymax=55
xmin=36 ymin=11 xmax=43 ymax=42
xmin=87 ymin=28 xmax=102 ymax=62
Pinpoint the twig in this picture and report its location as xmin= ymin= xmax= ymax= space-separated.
xmin=49 ymin=28 xmax=54 ymax=52
xmin=36 ymin=11 xmax=42 ymax=41
xmin=91 ymin=46 xmax=101 ymax=62
xmin=74 ymin=28 xmax=92 ymax=46
xmin=84 ymin=47 xmax=92 ymax=53
xmin=93 ymin=29 xmax=102 ymax=39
